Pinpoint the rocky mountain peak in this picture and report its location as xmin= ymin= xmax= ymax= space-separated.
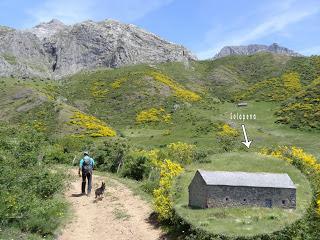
xmin=214 ymin=43 xmax=301 ymax=59
xmin=0 ymin=19 xmax=196 ymax=79
xmin=28 ymin=19 xmax=67 ymax=40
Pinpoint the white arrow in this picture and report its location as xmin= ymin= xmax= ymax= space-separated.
xmin=241 ymin=124 xmax=252 ymax=148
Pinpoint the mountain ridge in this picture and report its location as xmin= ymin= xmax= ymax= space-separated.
xmin=0 ymin=19 xmax=196 ymax=79
xmin=214 ymin=43 xmax=302 ymax=59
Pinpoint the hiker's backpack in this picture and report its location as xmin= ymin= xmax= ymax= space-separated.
xmin=82 ymin=157 xmax=93 ymax=173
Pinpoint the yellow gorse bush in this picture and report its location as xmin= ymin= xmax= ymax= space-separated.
xmin=235 ymin=72 xmax=302 ymax=101
xmin=260 ymin=146 xmax=292 ymax=163
xmin=148 ymin=71 xmax=201 ymax=102
xmin=275 ymin=77 xmax=320 ymax=129
xmin=291 ymin=146 xmax=318 ymax=167
xmin=317 ymin=198 xmax=320 ymax=215
xmin=90 ymin=71 xmax=201 ymax=102
xmin=136 ymin=107 xmax=171 ymax=124
xmin=32 ymin=120 xmax=47 ymax=132
xmin=129 ymin=148 xmax=160 ymax=166
xmin=282 ymin=72 xmax=302 ymax=92
xmin=133 ymin=147 xmax=185 ymax=221
xmin=260 ymin=146 xmax=319 ymax=169
xmin=68 ymin=111 xmax=116 ymax=137
xmin=153 ymin=159 xmax=183 ymax=221
xmin=167 ymin=142 xmax=196 ymax=165
xmin=218 ymin=123 xmax=240 ymax=137
xmin=132 ymin=143 xmax=197 ymax=221
xmin=280 ymin=103 xmax=314 ymax=112
xmin=90 ymin=81 xmax=108 ymax=98
xmin=110 ymin=77 xmax=127 ymax=89
xmin=260 ymin=146 xmax=320 ymax=215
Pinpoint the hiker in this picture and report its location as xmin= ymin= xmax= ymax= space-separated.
xmin=78 ymin=151 xmax=95 ymax=196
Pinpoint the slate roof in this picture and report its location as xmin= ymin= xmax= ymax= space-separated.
xmin=197 ymin=170 xmax=296 ymax=189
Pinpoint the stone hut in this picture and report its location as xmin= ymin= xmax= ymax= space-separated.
xmin=188 ymin=170 xmax=296 ymax=209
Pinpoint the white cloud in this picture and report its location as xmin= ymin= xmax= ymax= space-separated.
xmin=25 ymin=0 xmax=173 ymax=27
xmin=197 ymin=1 xmax=320 ymax=59
xmin=26 ymin=0 xmax=93 ymax=26
xmin=300 ymin=46 xmax=320 ymax=56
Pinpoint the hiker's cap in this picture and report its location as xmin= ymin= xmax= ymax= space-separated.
xmin=83 ymin=151 xmax=89 ymax=156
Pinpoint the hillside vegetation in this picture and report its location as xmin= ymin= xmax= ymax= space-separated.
xmin=276 ymin=77 xmax=320 ymax=129
xmin=0 ymin=53 xmax=320 ymax=239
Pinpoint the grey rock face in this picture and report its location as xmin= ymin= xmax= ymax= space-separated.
xmin=0 ymin=25 xmax=53 ymax=78
xmin=214 ymin=43 xmax=301 ymax=59
xmin=28 ymin=19 xmax=66 ymax=40
xmin=0 ymin=19 xmax=196 ymax=79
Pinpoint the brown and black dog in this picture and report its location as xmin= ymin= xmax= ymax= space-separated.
xmin=95 ymin=182 xmax=106 ymax=199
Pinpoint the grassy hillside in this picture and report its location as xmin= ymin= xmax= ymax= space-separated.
xmin=0 ymin=53 xmax=319 ymax=239
xmin=234 ymin=72 xmax=303 ymax=101
xmin=276 ymin=77 xmax=320 ymax=130
xmin=193 ymin=53 xmax=290 ymax=100
xmin=60 ymin=64 xmax=204 ymax=128
xmin=284 ymin=55 xmax=320 ymax=84
xmin=120 ymin=101 xmax=320 ymax=159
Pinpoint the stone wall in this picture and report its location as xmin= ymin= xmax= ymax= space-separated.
xmin=206 ymin=185 xmax=296 ymax=209
xmin=188 ymin=172 xmax=207 ymax=208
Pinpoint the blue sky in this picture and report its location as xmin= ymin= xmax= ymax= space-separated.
xmin=0 ymin=0 xmax=319 ymax=59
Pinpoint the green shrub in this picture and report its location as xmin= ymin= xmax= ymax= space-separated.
xmin=121 ymin=155 xmax=150 ymax=180
xmin=0 ymin=123 xmax=67 ymax=236
xmin=194 ymin=149 xmax=209 ymax=163
xmin=94 ymin=137 xmax=130 ymax=172
xmin=56 ymin=135 xmax=93 ymax=153
xmin=43 ymin=144 xmax=69 ymax=164
xmin=141 ymin=168 xmax=160 ymax=194
xmin=31 ymin=170 xmax=65 ymax=199
xmin=21 ymin=197 xmax=67 ymax=234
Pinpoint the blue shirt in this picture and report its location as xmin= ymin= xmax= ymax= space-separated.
xmin=79 ymin=156 xmax=95 ymax=169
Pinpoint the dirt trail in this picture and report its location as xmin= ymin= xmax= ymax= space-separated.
xmin=58 ymin=169 xmax=165 ymax=240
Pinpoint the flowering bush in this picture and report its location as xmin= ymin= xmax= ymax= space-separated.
xmin=129 ymin=149 xmax=160 ymax=164
xmin=68 ymin=111 xmax=116 ymax=137
xmin=276 ymin=77 xmax=320 ymax=129
xmin=235 ymin=72 xmax=302 ymax=101
xmin=110 ymin=77 xmax=127 ymax=89
xmin=148 ymin=71 xmax=201 ymax=102
xmin=120 ymin=144 xmax=199 ymax=221
xmin=282 ymin=72 xmax=302 ymax=92
xmin=32 ymin=120 xmax=47 ymax=132
xmin=218 ymin=123 xmax=239 ymax=137
xmin=235 ymin=77 xmax=285 ymax=101
xmin=153 ymin=159 xmax=183 ymax=221
xmin=124 ymin=148 xmax=185 ymax=220
xmin=136 ymin=107 xmax=171 ymax=124
xmin=167 ymin=142 xmax=196 ymax=165
xmin=90 ymin=81 xmax=108 ymax=98
xmin=260 ymin=146 xmax=320 ymax=216
xmin=216 ymin=123 xmax=239 ymax=151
